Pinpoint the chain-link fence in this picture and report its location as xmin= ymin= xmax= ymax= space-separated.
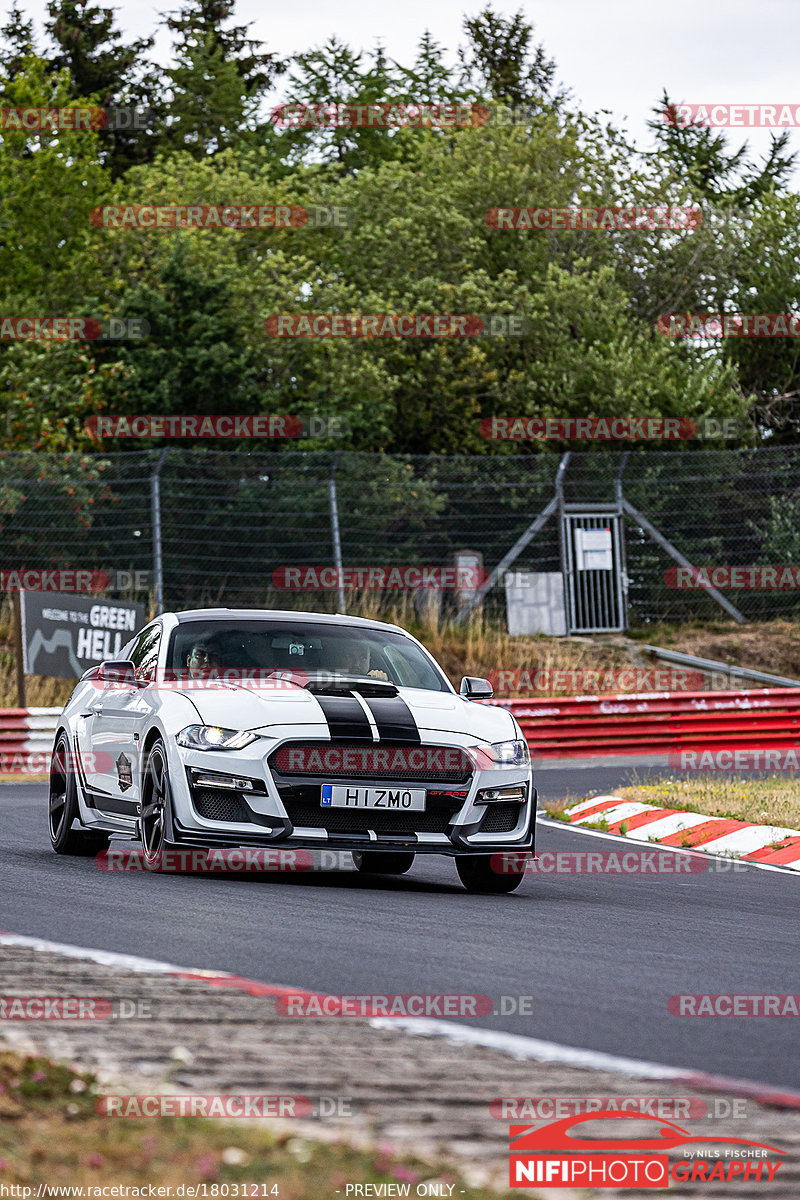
xmin=2 ymin=445 xmax=799 ymax=626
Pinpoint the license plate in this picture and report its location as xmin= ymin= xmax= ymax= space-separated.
xmin=320 ymin=784 xmax=426 ymax=811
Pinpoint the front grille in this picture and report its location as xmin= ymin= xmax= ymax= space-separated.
xmin=479 ymin=802 xmax=521 ymax=833
xmin=191 ymin=787 xmax=252 ymax=823
xmin=277 ymin=784 xmax=462 ymax=834
xmin=270 ymin=742 xmax=472 ymax=784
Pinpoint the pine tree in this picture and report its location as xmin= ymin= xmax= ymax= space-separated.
xmin=161 ymin=0 xmax=283 ymax=155
xmin=45 ymin=0 xmax=158 ymax=175
xmin=405 ymin=31 xmax=457 ymax=100
xmin=648 ymin=92 xmax=796 ymax=207
xmin=0 ymin=4 xmax=37 ymax=81
xmin=459 ymin=7 xmax=561 ymax=108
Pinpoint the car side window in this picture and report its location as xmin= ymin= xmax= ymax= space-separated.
xmin=130 ymin=625 xmax=161 ymax=682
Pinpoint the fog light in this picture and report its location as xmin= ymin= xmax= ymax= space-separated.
xmin=191 ymin=771 xmax=259 ymax=791
xmin=474 ymin=784 xmax=527 ymax=805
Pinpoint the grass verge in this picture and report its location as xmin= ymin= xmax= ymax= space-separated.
xmin=612 ymin=776 xmax=800 ymax=830
xmin=0 ymin=1052 xmax=518 ymax=1197
xmin=543 ymin=775 xmax=800 ymax=831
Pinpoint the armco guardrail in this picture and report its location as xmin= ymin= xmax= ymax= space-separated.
xmin=0 ymin=707 xmax=60 ymax=771
xmin=643 ymin=645 xmax=800 ymax=689
xmin=488 ymin=690 xmax=800 ymax=758
xmin=4 ymin=694 xmax=800 ymax=770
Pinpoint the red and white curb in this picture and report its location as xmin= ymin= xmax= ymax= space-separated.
xmin=2 ymin=931 xmax=800 ymax=1111
xmin=564 ymin=796 xmax=800 ymax=869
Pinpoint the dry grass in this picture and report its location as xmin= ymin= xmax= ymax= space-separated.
xmin=2 ymin=586 xmax=800 ymax=708
xmin=0 ymin=1051 xmax=511 ymax=1197
xmin=0 ymin=591 xmax=636 ymax=706
xmin=600 ymin=776 xmax=800 ymax=831
xmin=629 ymin=618 xmax=800 ymax=680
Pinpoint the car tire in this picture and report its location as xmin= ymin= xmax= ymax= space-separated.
xmin=456 ymin=853 xmax=528 ymax=893
xmin=49 ymin=732 xmax=109 ymax=856
xmin=351 ymin=851 xmax=415 ymax=875
xmin=140 ymin=739 xmax=178 ymax=868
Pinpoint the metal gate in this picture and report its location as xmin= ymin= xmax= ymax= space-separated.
xmin=561 ymin=507 xmax=628 ymax=633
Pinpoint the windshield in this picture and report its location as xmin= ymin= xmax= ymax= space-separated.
xmin=165 ymin=619 xmax=451 ymax=693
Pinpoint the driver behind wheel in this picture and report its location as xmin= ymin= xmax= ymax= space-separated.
xmin=336 ymin=641 xmax=389 ymax=681
xmin=186 ymin=638 xmax=223 ymax=679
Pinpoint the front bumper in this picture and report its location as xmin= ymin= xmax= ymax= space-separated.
xmin=167 ymin=735 xmax=537 ymax=857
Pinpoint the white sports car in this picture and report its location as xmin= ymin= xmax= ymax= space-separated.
xmin=48 ymin=609 xmax=536 ymax=892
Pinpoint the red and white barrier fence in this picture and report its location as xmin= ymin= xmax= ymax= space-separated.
xmin=0 ymin=708 xmax=60 ymax=773
xmin=487 ymin=689 xmax=800 ymax=759
xmin=3 ymin=689 xmax=800 ymax=772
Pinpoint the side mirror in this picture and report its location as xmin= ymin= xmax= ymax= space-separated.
xmin=98 ymin=659 xmax=139 ymax=687
xmin=460 ymin=676 xmax=493 ymax=700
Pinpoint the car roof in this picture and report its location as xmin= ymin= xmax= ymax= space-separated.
xmin=169 ymin=608 xmax=407 ymax=634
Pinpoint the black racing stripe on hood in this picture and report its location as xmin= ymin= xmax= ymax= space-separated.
xmin=363 ymin=695 xmax=421 ymax=744
xmin=315 ymin=694 xmax=373 ymax=740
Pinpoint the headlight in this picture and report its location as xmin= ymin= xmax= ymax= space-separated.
xmin=478 ymin=738 xmax=530 ymax=768
xmin=177 ymin=725 xmax=260 ymax=751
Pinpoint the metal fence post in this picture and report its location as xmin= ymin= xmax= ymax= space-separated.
xmin=151 ymin=449 xmax=168 ymax=615
xmin=621 ymin=498 xmax=746 ymax=624
xmin=457 ymin=452 xmax=571 ymax=621
xmin=329 ymin=451 xmax=346 ymax=613
xmin=615 ymin=451 xmax=630 ymax=627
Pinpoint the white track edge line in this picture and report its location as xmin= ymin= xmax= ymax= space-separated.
xmin=536 ymin=816 xmax=800 ymax=875
xmin=368 ymin=1016 xmax=681 ymax=1079
xmin=0 ymin=932 xmax=183 ymax=973
xmin=4 ymin=930 xmax=800 ymax=1105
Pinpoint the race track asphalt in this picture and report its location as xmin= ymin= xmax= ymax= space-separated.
xmin=2 ymin=762 xmax=798 ymax=1089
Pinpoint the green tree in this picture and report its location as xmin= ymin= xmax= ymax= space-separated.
xmin=275 ymin=38 xmax=413 ymax=174
xmin=648 ymin=91 xmax=795 ymax=207
xmin=459 ymin=6 xmax=562 ymax=107
xmin=0 ymin=4 xmax=37 ymax=80
xmin=0 ymin=54 xmax=110 ymax=311
xmin=160 ymin=0 xmax=283 ymax=156
xmin=88 ymin=240 xmax=265 ymax=428
xmin=45 ymin=0 xmax=159 ymax=174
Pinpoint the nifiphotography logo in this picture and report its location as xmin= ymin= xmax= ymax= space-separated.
xmin=508 ymin=1110 xmax=785 ymax=1188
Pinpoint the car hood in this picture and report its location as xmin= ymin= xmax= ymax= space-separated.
xmin=184 ymin=682 xmax=517 ymax=743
